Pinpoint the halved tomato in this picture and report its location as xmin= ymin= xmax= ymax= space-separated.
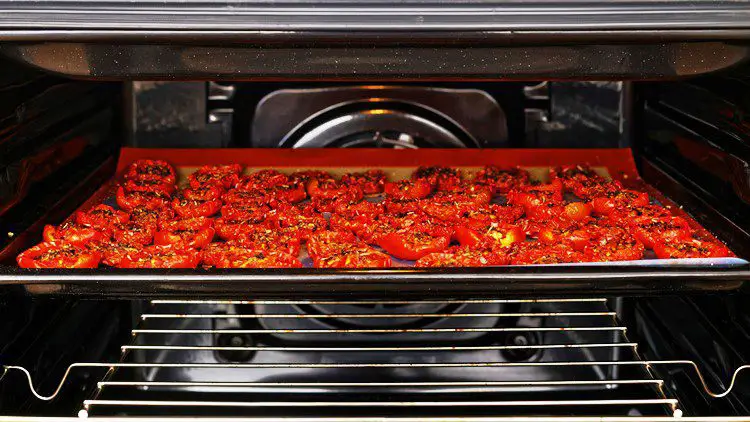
xmin=272 ymin=207 xmax=328 ymax=242
xmin=202 ymin=243 xmax=301 ymax=268
xmin=188 ymin=164 xmax=242 ymax=190
xmin=123 ymin=177 xmax=175 ymax=196
xmin=384 ymin=179 xmax=433 ymax=200
xmin=412 ymin=166 xmax=462 ymax=191
xmin=43 ymin=223 xmax=106 ymax=247
xmin=341 ymin=170 xmax=386 ymax=195
xmin=75 ymin=204 xmax=129 ymax=234
xmin=154 ymin=217 xmax=215 ymax=249
xmin=129 ymin=206 xmax=175 ymax=229
xmin=179 ymin=185 xmax=222 ymax=202
xmin=550 ymin=164 xmax=604 ymax=193
xmin=118 ymin=245 xmax=201 ymax=269
xmin=591 ymin=189 xmax=650 ymax=216
xmin=172 ymin=193 xmax=222 ymax=218
xmin=510 ymin=242 xmax=588 ymax=265
xmin=453 ymin=223 xmax=525 ymax=249
xmin=236 ymin=169 xmax=290 ymax=190
xmin=415 ymin=246 xmax=509 ymax=267
xmin=232 ymin=228 xmax=302 ymax=257
xmin=653 ymin=238 xmax=733 ymax=259
xmin=124 ymin=159 xmax=176 ymax=185
xmin=116 ymin=186 xmax=171 ymax=212
xmin=473 ymin=166 xmax=530 ymax=194
xmin=17 ymin=241 xmax=101 ymax=268
xmin=377 ymin=231 xmax=451 ymax=261
xmin=112 ymin=221 xmax=155 ymax=246
xmin=582 ymin=224 xmax=645 ymax=261
xmin=629 ymin=216 xmax=692 ymax=249
xmin=220 ymin=202 xmax=270 ymax=223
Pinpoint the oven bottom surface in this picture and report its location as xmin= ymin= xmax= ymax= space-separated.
xmin=50 ymin=298 xmax=679 ymax=418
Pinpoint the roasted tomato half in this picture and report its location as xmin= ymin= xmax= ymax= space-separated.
xmin=188 ymin=164 xmax=242 ymax=190
xmin=506 ymin=180 xmax=564 ymax=218
xmin=202 ymin=243 xmax=301 ymax=268
xmin=629 ymin=216 xmax=692 ymax=249
xmin=236 ymin=169 xmax=290 ymax=190
xmin=572 ymin=180 xmax=622 ymax=201
xmin=220 ymin=202 xmax=270 ymax=223
xmin=289 ymin=170 xmax=333 ymax=187
xmin=118 ymin=245 xmax=201 ymax=269
xmin=384 ymin=179 xmax=433 ymax=200
xmin=609 ymin=204 xmax=672 ymax=222
xmin=273 ymin=208 xmax=328 ymax=242
xmin=416 ymin=246 xmax=509 ymax=267
xmin=341 ymin=170 xmax=386 ymax=195
xmin=420 ymin=192 xmax=480 ymax=223
xmin=307 ymin=230 xmax=358 ymax=261
xmin=412 ymin=166 xmax=462 ymax=191
xmin=179 ymin=185 xmax=222 ymax=202
xmin=154 ymin=217 xmax=215 ymax=249
xmin=591 ymin=189 xmax=650 ymax=216
xmin=308 ymin=188 xmax=363 ymax=213
xmin=17 ymin=241 xmax=101 ymax=268
xmin=233 ymin=228 xmax=302 ymax=257
xmin=94 ymin=240 xmax=143 ymax=267
xmin=308 ymin=231 xmax=391 ymax=268
xmin=537 ymin=220 xmax=591 ymax=251
xmin=473 ymin=166 xmax=530 ymax=194
xmin=129 ymin=206 xmax=175 ymax=229
xmin=384 ymin=198 xmax=422 ymax=214
xmin=550 ymin=164 xmax=604 ymax=193
xmin=653 ymin=238 xmax=733 ymax=259
xmin=172 ymin=193 xmax=222 ymax=218
xmin=75 ymin=204 xmax=129 ymax=233
xmin=510 ymin=242 xmax=588 ymax=265
xmin=453 ymin=223 xmax=525 ymax=249
xmin=112 ymin=221 xmax=156 ymax=246
xmin=123 ymin=177 xmax=175 ymax=196
xmin=582 ymin=224 xmax=645 ymax=262
xmin=116 ymin=186 xmax=171 ymax=212
xmin=124 ymin=159 xmax=176 ymax=185
xmin=215 ymin=219 xmax=268 ymax=241
xmin=43 ymin=223 xmax=106 ymax=247
xmin=377 ymin=230 xmax=451 ymax=261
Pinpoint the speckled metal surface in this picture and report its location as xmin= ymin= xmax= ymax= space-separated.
xmin=1 ymin=42 xmax=748 ymax=80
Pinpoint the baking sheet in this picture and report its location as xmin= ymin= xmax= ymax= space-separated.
xmin=58 ymin=148 xmax=742 ymax=269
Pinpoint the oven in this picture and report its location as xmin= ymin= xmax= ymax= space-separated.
xmin=0 ymin=1 xmax=749 ymax=420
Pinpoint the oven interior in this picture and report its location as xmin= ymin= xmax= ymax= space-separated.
xmin=0 ymin=49 xmax=749 ymax=419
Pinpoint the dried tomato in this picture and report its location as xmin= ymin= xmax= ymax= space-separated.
xmin=75 ymin=204 xmax=129 ymax=234
xmin=653 ymin=238 xmax=733 ymax=259
xmin=202 ymin=243 xmax=301 ymax=268
xmin=124 ymin=159 xmax=176 ymax=185
xmin=412 ymin=166 xmax=462 ymax=191
xmin=112 ymin=221 xmax=155 ymax=246
xmin=172 ymin=193 xmax=222 ymax=218
xmin=416 ymin=246 xmax=509 ymax=267
xmin=154 ymin=217 xmax=215 ymax=249
xmin=377 ymin=231 xmax=451 ymax=261
xmin=118 ymin=245 xmax=201 ymax=269
xmin=341 ymin=170 xmax=386 ymax=195
xmin=591 ymin=189 xmax=650 ymax=216
xmin=17 ymin=241 xmax=101 ymax=268
xmin=629 ymin=216 xmax=692 ymax=249
xmin=473 ymin=166 xmax=530 ymax=194
xmin=384 ymin=179 xmax=433 ymax=200
xmin=43 ymin=223 xmax=106 ymax=247
xmin=116 ymin=186 xmax=171 ymax=212
xmin=188 ymin=164 xmax=242 ymax=190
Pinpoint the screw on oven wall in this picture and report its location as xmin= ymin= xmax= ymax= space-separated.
xmin=215 ymin=333 xmax=256 ymax=362
xmin=499 ymin=331 xmax=542 ymax=362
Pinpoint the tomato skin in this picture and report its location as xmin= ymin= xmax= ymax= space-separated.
xmin=653 ymin=238 xmax=733 ymax=259
xmin=188 ymin=164 xmax=242 ymax=190
xmin=17 ymin=241 xmax=101 ymax=268
xmin=172 ymin=195 xmax=222 ymax=218
xmin=630 ymin=216 xmax=692 ymax=249
xmin=76 ymin=205 xmax=129 ymax=233
xmin=43 ymin=223 xmax=106 ymax=247
xmin=416 ymin=246 xmax=509 ymax=267
xmin=112 ymin=222 xmax=155 ymax=246
xmin=123 ymin=178 xmax=175 ymax=196
xmin=124 ymin=159 xmax=176 ymax=185
xmin=591 ymin=190 xmax=650 ymax=216
xmin=453 ymin=224 xmax=525 ymax=249
xmin=384 ymin=179 xmax=433 ymax=200
xmin=563 ymin=202 xmax=593 ymax=222
xmin=412 ymin=166 xmax=462 ymax=191
xmin=116 ymin=186 xmax=170 ymax=212
xmin=377 ymin=231 xmax=450 ymax=261
xmin=341 ymin=170 xmax=386 ymax=195
xmin=474 ymin=166 xmax=530 ymax=194
xmin=118 ymin=245 xmax=201 ymax=269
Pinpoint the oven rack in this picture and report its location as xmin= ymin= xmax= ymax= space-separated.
xmin=2 ymin=298 xmax=748 ymax=419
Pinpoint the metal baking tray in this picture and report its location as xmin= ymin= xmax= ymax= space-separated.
xmin=0 ymin=148 xmax=747 ymax=297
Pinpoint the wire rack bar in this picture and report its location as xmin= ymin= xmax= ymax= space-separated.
xmin=149 ymin=299 xmax=609 ymax=305
xmin=121 ymin=342 xmax=637 ymax=352
xmin=97 ymin=379 xmax=665 ymax=388
xmin=131 ymin=327 xmax=626 ymax=335
xmin=139 ymin=312 xmax=616 ymax=319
